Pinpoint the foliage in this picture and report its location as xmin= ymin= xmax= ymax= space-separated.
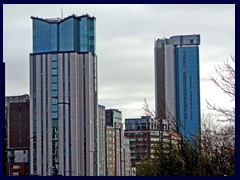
xmin=136 ymin=140 xmax=221 ymax=176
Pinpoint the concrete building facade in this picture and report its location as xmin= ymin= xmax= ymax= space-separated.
xmin=124 ymin=116 xmax=160 ymax=168
xmin=105 ymin=109 xmax=123 ymax=176
xmin=97 ymin=105 xmax=106 ymax=176
xmin=30 ymin=14 xmax=98 ymax=176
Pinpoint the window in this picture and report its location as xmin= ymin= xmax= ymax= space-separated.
xmin=52 ymin=61 xmax=58 ymax=68
xmin=52 ymin=76 xmax=58 ymax=83
xmin=52 ymin=83 xmax=57 ymax=90
xmin=52 ymin=105 xmax=58 ymax=112
xmin=51 ymin=69 xmax=57 ymax=75
xmin=13 ymin=172 xmax=19 ymax=176
xmin=12 ymin=165 xmax=21 ymax=169
xmin=52 ymin=98 xmax=57 ymax=105
xmin=52 ymin=54 xmax=58 ymax=61
xmin=52 ymin=112 xmax=58 ymax=119
xmin=52 ymin=90 xmax=57 ymax=97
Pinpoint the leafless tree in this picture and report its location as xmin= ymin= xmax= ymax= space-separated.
xmin=142 ymin=98 xmax=155 ymax=118
xmin=202 ymin=57 xmax=235 ymax=175
xmin=201 ymin=113 xmax=235 ymax=175
xmin=206 ymin=56 xmax=235 ymax=123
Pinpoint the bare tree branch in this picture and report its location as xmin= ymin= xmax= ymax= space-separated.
xmin=142 ymin=98 xmax=155 ymax=118
xmin=207 ymin=56 xmax=235 ymax=123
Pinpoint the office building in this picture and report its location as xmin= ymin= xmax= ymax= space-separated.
xmin=5 ymin=95 xmax=30 ymax=176
xmin=154 ymin=34 xmax=201 ymax=140
xmin=105 ymin=109 xmax=123 ymax=176
xmin=30 ymin=14 xmax=98 ymax=176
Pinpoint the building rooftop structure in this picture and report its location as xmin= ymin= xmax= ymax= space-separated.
xmin=31 ymin=14 xmax=95 ymax=23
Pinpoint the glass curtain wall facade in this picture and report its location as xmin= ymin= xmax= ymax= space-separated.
xmin=154 ymin=35 xmax=201 ymax=140
xmin=30 ymin=14 xmax=98 ymax=176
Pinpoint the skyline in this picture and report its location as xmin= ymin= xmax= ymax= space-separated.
xmin=3 ymin=4 xmax=235 ymax=120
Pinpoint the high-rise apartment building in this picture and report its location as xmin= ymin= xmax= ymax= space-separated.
xmin=30 ymin=14 xmax=98 ymax=176
xmin=124 ymin=116 xmax=160 ymax=168
xmin=154 ymin=34 xmax=201 ymax=140
xmin=105 ymin=109 xmax=123 ymax=176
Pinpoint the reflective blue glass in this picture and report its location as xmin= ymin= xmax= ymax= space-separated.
xmin=52 ymin=90 xmax=57 ymax=97
xmin=52 ymin=69 xmax=57 ymax=75
xmin=52 ymin=54 xmax=58 ymax=61
xmin=52 ymin=98 xmax=57 ymax=105
xmin=52 ymin=105 xmax=58 ymax=112
xmin=33 ymin=19 xmax=51 ymax=53
xmin=52 ymin=76 xmax=58 ymax=83
xmin=51 ymin=25 xmax=58 ymax=51
xmin=52 ymin=83 xmax=57 ymax=90
xmin=80 ymin=17 xmax=87 ymax=52
xmin=32 ymin=15 xmax=95 ymax=53
xmin=175 ymin=46 xmax=200 ymax=139
xmin=52 ymin=62 xmax=57 ymax=69
xmin=52 ymin=112 xmax=58 ymax=119
xmin=80 ymin=17 xmax=95 ymax=53
xmin=59 ymin=18 xmax=74 ymax=51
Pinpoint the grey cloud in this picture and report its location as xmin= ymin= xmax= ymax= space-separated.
xmin=3 ymin=4 xmax=235 ymax=118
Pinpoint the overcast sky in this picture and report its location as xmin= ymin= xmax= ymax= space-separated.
xmin=3 ymin=4 xmax=235 ymax=120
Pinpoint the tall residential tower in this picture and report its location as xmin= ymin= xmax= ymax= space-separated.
xmin=30 ymin=14 xmax=98 ymax=176
xmin=154 ymin=34 xmax=201 ymax=140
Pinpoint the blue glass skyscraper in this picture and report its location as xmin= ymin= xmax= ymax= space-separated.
xmin=30 ymin=14 xmax=98 ymax=176
xmin=155 ymin=35 xmax=201 ymax=140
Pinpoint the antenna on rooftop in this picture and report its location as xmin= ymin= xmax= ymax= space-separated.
xmin=60 ymin=9 xmax=63 ymax=19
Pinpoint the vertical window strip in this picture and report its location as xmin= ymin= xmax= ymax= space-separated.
xmin=51 ymin=54 xmax=58 ymax=175
xmin=68 ymin=53 xmax=72 ymax=175
xmin=41 ymin=55 xmax=44 ymax=175
xmin=62 ymin=54 xmax=66 ymax=175
xmin=190 ymin=76 xmax=193 ymax=120
xmin=183 ymin=48 xmax=187 ymax=122
xmin=45 ymin=55 xmax=49 ymax=175
xmin=32 ymin=55 xmax=37 ymax=174
xmin=18 ymin=104 xmax=22 ymax=145
xmin=83 ymin=54 xmax=87 ymax=175
xmin=93 ymin=55 xmax=98 ymax=175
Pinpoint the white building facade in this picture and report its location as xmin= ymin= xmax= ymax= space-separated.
xmin=30 ymin=14 xmax=98 ymax=176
